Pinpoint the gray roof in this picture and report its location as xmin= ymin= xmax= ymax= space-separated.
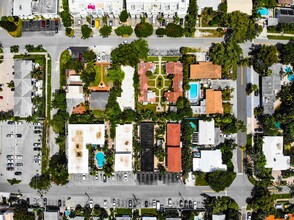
xmin=44 ymin=211 xmax=59 ymax=220
xmin=90 ymin=91 xmax=109 ymax=110
xmin=278 ymin=8 xmax=294 ymax=23
xmin=262 ymin=64 xmax=282 ymax=114
xmin=13 ymin=60 xmax=33 ymax=117
xmin=69 ymin=47 xmax=88 ymax=59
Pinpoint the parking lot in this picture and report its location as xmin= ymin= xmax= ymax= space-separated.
xmin=149 ymin=48 xmax=181 ymax=56
xmin=0 ymin=121 xmax=43 ymax=184
xmin=137 ymin=172 xmax=182 ymax=185
xmin=22 ymin=19 xmax=59 ymax=32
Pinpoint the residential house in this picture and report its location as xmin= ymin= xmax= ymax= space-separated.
xmin=189 ymin=62 xmax=222 ymax=80
xmin=262 ymin=136 xmax=290 ymax=171
xmin=117 ymin=66 xmax=135 ymax=110
xmin=164 ymin=62 xmax=183 ymax=103
xmin=261 ymin=64 xmax=282 ymax=114
xmin=13 ymin=60 xmax=33 ymax=117
xmin=278 ymin=0 xmax=294 ymax=6
xmin=115 ymin=124 xmax=133 ymax=172
xmin=193 ymin=149 xmax=227 ymax=172
xmin=126 ymin=0 xmax=189 ymax=18
xmin=192 ymin=120 xmax=215 ymax=145
xmin=69 ymin=0 xmax=123 ymax=17
xmin=44 ymin=210 xmax=59 ymax=220
xmin=13 ymin=0 xmax=58 ymax=17
xmin=212 ymin=214 xmax=226 ymax=220
xmin=197 ymin=0 xmax=221 ymax=15
xmin=140 ymin=123 xmax=154 ymax=171
xmin=166 ymin=123 xmax=182 ymax=173
xmin=0 ymin=210 xmax=13 ymax=220
xmin=206 ymin=89 xmax=223 ymax=114
xmin=67 ymin=124 xmax=105 ymax=174
xmin=278 ymin=8 xmax=294 ymax=23
xmin=227 ymin=0 xmax=252 ymax=15
xmin=90 ymin=91 xmax=109 ymax=111
xmin=138 ymin=62 xmax=156 ymax=103
xmin=66 ymin=70 xmax=84 ymax=99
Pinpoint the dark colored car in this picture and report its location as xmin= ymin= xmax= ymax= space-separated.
xmin=42 ymin=20 xmax=45 ymax=28
xmin=78 ymin=53 xmax=83 ymax=62
xmin=26 ymin=198 xmax=30 ymax=205
xmin=43 ymin=198 xmax=47 ymax=206
xmin=179 ymin=200 xmax=184 ymax=208
xmin=0 ymin=96 xmax=3 ymax=99
xmin=29 ymin=20 xmax=33 ymax=26
xmin=128 ymin=200 xmax=132 ymax=208
xmin=33 ymin=147 xmax=42 ymax=151
xmin=46 ymin=20 xmax=50 ymax=28
xmin=7 ymin=121 xmax=14 ymax=124
xmin=103 ymin=174 xmax=107 ymax=182
xmin=54 ymin=19 xmax=59 ymax=26
xmin=58 ymin=199 xmax=61 ymax=207
xmin=6 ymin=167 xmax=14 ymax=171
xmin=145 ymin=201 xmax=148 ymax=207
xmin=34 ymin=130 xmax=42 ymax=134
xmin=55 ymin=27 xmax=58 ymax=33
xmin=16 ymin=134 xmax=22 ymax=138
xmin=184 ymin=200 xmax=188 ymax=208
xmin=15 ymin=171 xmax=22 ymax=176
xmin=179 ymin=18 xmax=184 ymax=26
xmin=189 ymin=200 xmax=193 ymax=209
xmin=91 ymin=19 xmax=95 ymax=28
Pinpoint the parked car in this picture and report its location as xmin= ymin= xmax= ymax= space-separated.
xmin=46 ymin=20 xmax=50 ymax=28
xmin=0 ymin=96 xmax=3 ymax=99
xmin=33 ymin=143 xmax=41 ymax=147
xmin=33 ymin=147 xmax=42 ymax=151
xmin=7 ymin=159 xmax=14 ymax=163
xmin=58 ymin=199 xmax=62 ymax=207
xmin=193 ymin=201 xmax=197 ymax=210
xmin=34 ymin=130 xmax=42 ymax=134
xmin=16 ymin=134 xmax=22 ymax=138
xmin=168 ymin=198 xmax=172 ymax=207
xmin=152 ymin=200 xmax=156 ymax=208
xmin=43 ymin=198 xmax=47 ymax=206
xmin=128 ymin=200 xmax=133 ymax=208
xmin=95 ymin=174 xmax=98 ymax=181
xmin=184 ymin=200 xmax=188 ymax=208
xmin=112 ymin=199 xmax=116 ymax=207
xmin=41 ymin=20 xmax=45 ymax=28
xmin=123 ymin=40 xmax=128 ymax=44
xmin=7 ymin=163 xmax=14 ymax=167
xmin=15 ymin=171 xmax=22 ymax=176
xmin=16 ymin=163 xmax=23 ymax=167
xmin=7 ymin=155 xmax=13 ymax=159
xmin=103 ymin=174 xmax=107 ymax=182
xmin=103 ymin=200 xmax=107 ymax=208
xmin=54 ymin=19 xmax=59 ymax=26
xmin=82 ymin=174 xmax=86 ymax=180
xmin=6 ymin=134 xmax=13 ymax=137
xmin=6 ymin=167 xmax=14 ymax=171
xmin=15 ymin=155 xmax=22 ymax=159
xmin=29 ymin=20 xmax=33 ymax=26
xmin=89 ymin=199 xmax=93 ymax=208
xmin=26 ymin=198 xmax=30 ymax=205
xmin=109 ymin=20 xmax=113 ymax=26
xmin=91 ymin=20 xmax=95 ymax=28
xmin=7 ymin=121 xmax=14 ymax=125
xmin=145 ymin=200 xmax=148 ymax=208
xmin=179 ymin=200 xmax=184 ymax=208
xmin=124 ymin=173 xmax=128 ymax=182
xmin=55 ymin=27 xmax=58 ymax=33
xmin=179 ymin=18 xmax=184 ymax=26
xmin=189 ymin=200 xmax=193 ymax=209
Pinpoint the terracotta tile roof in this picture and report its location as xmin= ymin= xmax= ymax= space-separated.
xmin=278 ymin=0 xmax=292 ymax=4
xmin=167 ymin=147 xmax=182 ymax=172
xmin=167 ymin=123 xmax=181 ymax=146
xmin=206 ymin=89 xmax=224 ymax=114
xmin=266 ymin=214 xmax=294 ymax=220
xmin=190 ymin=62 xmax=221 ymax=79
xmin=164 ymin=62 xmax=183 ymax=103
xmin=138 ymin=62 xmax=155 ymax=102
xmin=72 ymin=103 xmax=86 ymax=114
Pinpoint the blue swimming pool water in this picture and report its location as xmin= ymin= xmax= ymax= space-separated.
xmin=65 ymin=211 xmax=70 ymax=216
xmin=189 ymin=82 xmax=199 ymax=100
xmin=285 ymin=66 xmax=292 ymax=74
xmin=257 ymin=8 xmax=269 ymax=16
xmin=288 ymin=74 xmax=294 ymax=81
xmin=95 ymin=152 xmax=105 ymax=168
xmin=275 ymin=122 xmax=281 ymax=129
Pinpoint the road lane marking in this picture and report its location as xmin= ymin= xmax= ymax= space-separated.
xmin=241 ymin=150 xmax=244 ymax=173
xmin=241 ymin=66 xmax=244 ymax=85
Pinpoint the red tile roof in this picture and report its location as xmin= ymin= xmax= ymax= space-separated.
xmin=190 ymin=62 xmax=222 ymax=79
xmin=138 ymin=62 xmax=155 ymax=102
xmin=164 ymin=62 xmax=183 ymax=103
xmin=167 ymin=123 xmax=181 ymax=146
xmin=167 ymin=147 xmax=182 ymax=173
xmin=206 ymin=89 xmax=224 ymax=114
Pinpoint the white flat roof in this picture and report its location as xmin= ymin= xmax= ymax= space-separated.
xmin=68 ymin=124 xmax=105 ymax=174
xmin=193 ymin=150 xmax=227 ymax=172
xmin=67 ymin=86 xmax=84 ymax=99
xmin=197 ymin=0 xmax=221 ymax=14
xmin=115 ymin=124 xmax=133 ymax=152
xmin=262 ymin=136 xmax=290 ymax=171
xmin=114 ymin=154 xmax=132 ymax=172
xmin=13 ymin=0 xmax=32 ymax=16
xmin=198 ymin=120 xmax=215 ymax=145
xmin=227 ymin=0 xmax=252 ymax=15
xmin=117 ymin=66 xmax=135 ymax=111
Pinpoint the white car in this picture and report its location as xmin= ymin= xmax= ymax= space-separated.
xmin=7 ymin=159 xmax=14 ymax=163
xmin=124 ymin=173 xmax=128 ymax=182
xmin=168 ymin=198 xmax=172 ymax=207
xmin=103 ymin=200 xmax=107 ymax=208
xmin=95 ymin=174 xmax=98 ymax=181
xmin=123 ymin=40 xmax=128 ymax=44
xmin=89 ymin=199 xmax=93 ymax=208
xmin=112 ymin=199 xmax=116 ymax=207
xmin=82 ymin=174 xmax=86 ymax=180
xmin=15 ymin=155 xmax=22 ymax=159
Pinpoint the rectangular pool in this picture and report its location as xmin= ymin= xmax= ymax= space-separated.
xmin=189 ymin=82 xmax=199 ymax=100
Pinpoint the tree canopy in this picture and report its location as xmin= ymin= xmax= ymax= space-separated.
xmin=29 ymin=173 xmax=51 ymax=191
xmin=99 ymin=25 xmax=112 ymax=37
xmin=252 ymin=45 xmax=278 ymax=76
xmin=279 ymin=41 xmax=294 ymax=66
xmin=107 ymin=67 xmax=125 ymax=82
xmin=165 ymin=23 xmax=184 ymax=37
xmin=119 ymin=10 xmax=128 ymax=22
xmin=49 ymin=152 xmax=69 ymax=185
xmin=83 ymin=49 xmax=96 ymax=63
xmin=206 ymin=170 xmax=236 ymax=192
xmin=81 ymin=24 xmax=93 ymax=39
xmin=114 ymin=25 xmax=133 ymax=37
xmin=134 ymin=22 xmax=153 ymax=38
xmin=13 ymin=202 xmax=35 ymax=220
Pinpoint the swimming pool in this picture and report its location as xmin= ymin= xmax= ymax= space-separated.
xmin=95 ymin=152 xmax=105 ymax=168
xmin=257 ymin=8 xmax=269 ymax=16
xmin=285 ymin=66 xmax=292 ymax=74
xmin=189 ymin=82 xmax=199 ymax=100
xmin=288 ymin=74 xmax=294 ymax=81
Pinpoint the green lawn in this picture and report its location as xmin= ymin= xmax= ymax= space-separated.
xmin=92 ymin=110 xmax=105 ymax=119
xmin=91 ymin=65 xmax=101 ymax=86
xmin=137 ymin=103 xmax=158 ymax=113
xmin=267 ymin=35 xmax=294 ymax=40
xmin=141 ymin=208 xmax=158 ymax=217
xmin=115 ymin=208 xmax=132 ymax=216
xmin=161 ymin=56 xmax=181 ymax=62
xmin=148 ymin=80 xmax=156 ymax=87
xmin=195 ymin=172 xmax=208 ymax=186
xmin=145 ymin=56 xmax=159 ymax=62
xmin=60 ymin=50 xmax=72 ymax=88
xmin=273 ymin=193 xmax=292 ymax=200
xmin=223 ymin=102 xmax=232 ymax=114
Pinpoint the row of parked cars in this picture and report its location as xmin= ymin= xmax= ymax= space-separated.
xmin=6 ymin=155 xmax=23 ymax=176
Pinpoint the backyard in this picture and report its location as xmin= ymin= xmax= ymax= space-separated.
xmin=90 ymin=64 xmax=110 ymax=87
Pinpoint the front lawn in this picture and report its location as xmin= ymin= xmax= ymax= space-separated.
xmin=91 ymin=65 xmax=101 ymax=86
xmin=141 ymin=208 xmax=158 ymax=217
xmin=194 ymin=172 xmax=208 ymax=186
xmin=115 ymin=208 xmax=132 ymax=216
xmin=60 ymin=49 xmax=72 ymax=88
xmin=137 ymin=103 xmax=158 ymax=113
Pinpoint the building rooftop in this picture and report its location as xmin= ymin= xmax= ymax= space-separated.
xmin=117 ymin=66 xmax=135 ymax=110
xmin=13 ymin=0 xmax=32 ymax=16
xmin=67 ymin=124 xmax=105 ymax=174
xmin=13 ymin=60 xmax=33 ymax=117
xmin=262 ymin=136 xmax=290 ymax=171
xmin=190 ymin=62 xmax=221 ymax=79
xmin=44 ymin=211 xmax=59 ymax=220
xmin=198 ymin=120 xmax=215 ymax=145
xmin=115 ymin=124 xmax=133 ymax=153
xmin=193 ymin=149 xmax=227 ymax=172
xmin=206 ymin=89 xmax=223 ymax=114
xmin=90 ymin=91 xmax=109 ymax=111
xmin=164 ymin=62 xmax=183 ymax=103
xmin=278 ymin=0 xmax=294 ymax=4
xmin=140 ymin=123 xmax=154 ymax=172
xmin=197 ymin=0 xmax=221 ymax=14
xmin=138 ymin=62 xmax=156 ymax=103
xmin=167 ymin=123 xmax=181 ymax=147
xmin=114 ymin=154 xmax=132 ymax=172
xmin=227 ymin=0 xmax=252 ymax=15
xmin=212 ymin=214 xmax=226 ymax=220
xmin=167 ymin=147 xmax=182 ymax=173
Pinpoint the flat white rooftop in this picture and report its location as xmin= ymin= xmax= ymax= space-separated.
xmin=114 ymin=154 xmax=132 ymax=172
xmin=262 ymin=136 xmax=290 ymax=171
xmin=68 ymin=124 xmax=105 ymax=174
xmin=117 ymin=66 xmax=135 ymax=111
xmin=13 ymin=0 xmax=32 ymax=16
xmin=198 ymin=120 xmax=215 ymax=145
xmin=193 ymin=149 xmax=227 ymax=172
xmin=115 ymin=124 xmax=133 ymax=152
xmin=227 ymin=0 xmax=252 ymax=15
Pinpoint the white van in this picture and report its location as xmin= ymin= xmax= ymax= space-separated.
xmin=156 ymin=201 xmax=160 ymax=211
